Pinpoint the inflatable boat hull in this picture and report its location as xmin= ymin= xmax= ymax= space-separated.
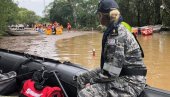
xmin=0 ymin=48 xmax=170 ymax=97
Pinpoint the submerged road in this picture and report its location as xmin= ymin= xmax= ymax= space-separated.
xmin=0 ymin=30 xmax=97 ymax=60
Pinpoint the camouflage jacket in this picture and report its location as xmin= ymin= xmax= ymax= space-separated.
xmin=103 ymin=24 xmax=146 ymax=76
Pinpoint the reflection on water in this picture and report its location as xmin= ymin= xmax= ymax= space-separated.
xmin=138 ymin=32 xmax=170 ymax=91
xmin=56 ymin=32 xmax=170 ymax=91
xmin=56 ymin=33 xmax=102 ymax=69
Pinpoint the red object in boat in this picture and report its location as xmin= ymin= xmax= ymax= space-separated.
xmin=141 ymin=27 xmax=153 ymax=35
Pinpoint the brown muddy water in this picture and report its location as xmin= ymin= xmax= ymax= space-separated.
xmin=56 ymin=32 xmax=170 ymax=91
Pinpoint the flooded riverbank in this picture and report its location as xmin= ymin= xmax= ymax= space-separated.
xmin=0 ymin=31 xmax=170 ymax=91
xmin=56 ymin=32 xmax=170 ymax=91
xmin=0 ymin=31 xmax=97 ymax=59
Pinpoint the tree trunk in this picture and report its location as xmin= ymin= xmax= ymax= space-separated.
xmin=135 ymin=0 xmax=142 ymax=27
xmin=67 ymin=0 xmax=77 ymax=28
xmin=157 ymin=0 xmax=162 ymax=24
xmin=137 ymin=11 xmax=140 ymax=27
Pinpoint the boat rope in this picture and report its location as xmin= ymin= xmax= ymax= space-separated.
xmin=52 ymin=71 xmax=69 ymax=97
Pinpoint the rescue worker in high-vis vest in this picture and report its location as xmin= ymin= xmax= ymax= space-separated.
xmin=77 ymin=0 xmax=147 ymax=97
xmin=45 ymin=25 xmax=52 ymax=35
xmin=121 ymin=22 xmax=132 ymax=32
xmin=56 ymin=24 xmax=63 ymax=35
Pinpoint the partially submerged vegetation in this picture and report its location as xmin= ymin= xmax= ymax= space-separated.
xmin=44 ymin=0 xmax=170 ymax=28
xmin=0 ymin=0 xmax=40 ymax=35
xmin=0 ymin=0 xmax=170 ymax=36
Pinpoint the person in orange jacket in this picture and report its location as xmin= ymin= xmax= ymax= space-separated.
xmin=56 ymin=24 xmax=63 ymax=35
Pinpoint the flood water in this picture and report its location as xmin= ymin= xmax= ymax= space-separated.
xmin=56 ymin=32 xmax=170 ymax=91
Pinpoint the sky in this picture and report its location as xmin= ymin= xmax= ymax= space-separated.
xmin=14 ymin=0 xmax=54 ymax=17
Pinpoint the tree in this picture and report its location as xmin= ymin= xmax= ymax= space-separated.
xmin=45 ymin=0 xmax=98 ymax=28
xmin=117 ymin=0 xmax=162 ymax=26
xmin=0 ymin=0 xmax=18 ymax=34
xmin=17 ymin=8 xmax=40 ymax=26
xmin=0 ymin=0 xmax=40 ymax=35
xmin=161 ymin=0 xmax=170 ymax=26
xmin=46 ymin=0 xmax=170 ymax=28
xmin=48 ymin=0 xmax=73 ymax=27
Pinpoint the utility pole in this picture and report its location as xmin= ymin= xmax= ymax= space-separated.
xmin=43 ymin=0 xmax=46 ymax=17
xmin=160 ymin=0 xmax=165 ymax=26
xmin=43 ymin=0 xmax=45 ymax=8
xmin=136 ymin=0 xmax=141 ymax=27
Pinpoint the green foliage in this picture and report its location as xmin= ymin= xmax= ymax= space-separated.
xmin=161 ymin=0 xmax=170 ymax=26
xmin=1 ymin=0 xmax=170 ymax=35
xmin=117 ymin=0 xmax=162 ymax=26
xmin=49 ymin=1 xmax=73 ymax=26
xmin=47 ymin=0 xmax=170 ymax=28
xmin=17 ymin=8 xmax=40 ymax=25
xmin=39 ymin=17 xmax=50 ymax=24
xmin=0 ymin=0 xmax=18 ymax=34
xmin=0 ymin=0 xmax=40 ymax=35
xmin=46 ymin=0 xmax=99 ymax=28
xmin=75 ymin=0 xmax=99 ymax=28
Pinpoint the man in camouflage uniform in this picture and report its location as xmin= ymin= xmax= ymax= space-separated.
xmin=77 ymin=0 xmax=147 ymax=97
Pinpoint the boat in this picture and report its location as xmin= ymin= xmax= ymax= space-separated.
xmin=5 ymin=30 xmax=39 ymax=36
xmin=132 ymin=26 xmax=154 ymax=36
xmin=0 ymin=48 xmax=170 ymax=97
xmin=160 ymin=26 xmax=170 ymax=31
xmin=141 ymin=27 xmax=153 ymax=36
